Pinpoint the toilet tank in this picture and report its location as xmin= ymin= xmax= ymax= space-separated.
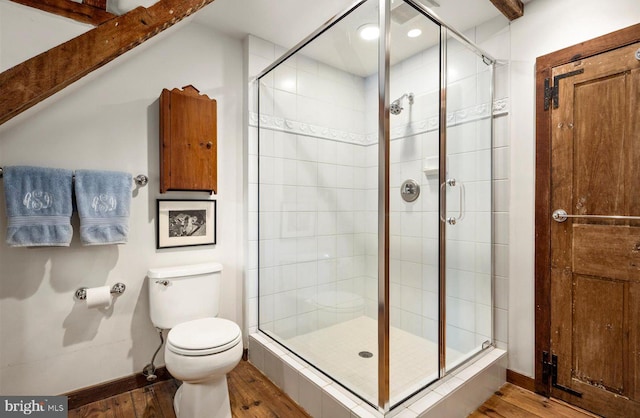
xmin=147 ymin=262 xmax=222 ymax=329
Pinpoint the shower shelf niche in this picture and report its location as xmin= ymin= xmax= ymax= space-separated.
xmin=424 ymin=156 xmax=448 ymax=176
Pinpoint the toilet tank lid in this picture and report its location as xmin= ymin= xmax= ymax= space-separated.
xmin=147 ymin=262 xmax=223 ymax=279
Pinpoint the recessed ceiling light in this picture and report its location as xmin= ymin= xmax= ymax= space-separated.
xmin=407 ymin=28 xmax=422 ymax=38
xmin=358 ymin=24 xmax=379 ymax=41
xmin=281 ymin=79 xmax=296 ymax=91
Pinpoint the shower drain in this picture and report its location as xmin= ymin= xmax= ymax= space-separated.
xmin=358 ymin=351 xmax=373 ymax=358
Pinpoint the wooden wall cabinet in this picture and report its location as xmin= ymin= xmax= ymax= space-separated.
xmin=159 ymin=85 xmax=217 ymax=194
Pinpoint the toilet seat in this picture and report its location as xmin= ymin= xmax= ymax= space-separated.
xmin=167 ymin=317 xmax=241 ymax=356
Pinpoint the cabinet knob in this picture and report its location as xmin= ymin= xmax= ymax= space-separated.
xmin=206 ymin=141 xmax=213 ymax=149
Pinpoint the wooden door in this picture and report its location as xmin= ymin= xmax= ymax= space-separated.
xmin=547 ymin=41 xmax=640 ymax=416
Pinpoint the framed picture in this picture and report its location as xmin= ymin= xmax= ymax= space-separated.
xmin=157 ymin=199 xmax=216 ymax=249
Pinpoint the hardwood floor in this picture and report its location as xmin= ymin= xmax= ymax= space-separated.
xmin=227 ymin=360 xmax=312 ymax=417
xmin=68 ymin=380 xmax=179 ymax=418
xmin=69 ymin=361 xmax=598 ymax=417
xmin=472 ymin=384 xmax=600 ymax=418
xmin=68 ymin=360 xmax=310 ymax=418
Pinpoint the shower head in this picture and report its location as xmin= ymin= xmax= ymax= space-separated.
xmin=390 ymin=100 xmax=403 ymax=115
xmin=390 ymin=92 xmax=414 ymax=115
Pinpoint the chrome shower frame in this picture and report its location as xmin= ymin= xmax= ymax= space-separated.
xmin=377 ymin=0 xmax=391 ymax=409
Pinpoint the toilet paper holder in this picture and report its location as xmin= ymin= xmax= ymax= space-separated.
xmin=75 ymin=283 xmax=126 ymax=301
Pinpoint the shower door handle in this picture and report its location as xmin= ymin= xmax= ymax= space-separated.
xmin=440 ymin=178 xmax=465 ymax=225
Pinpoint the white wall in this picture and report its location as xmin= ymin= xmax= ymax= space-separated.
xmin=507 ymin=0 xmax=640 ymax=377
xmin=0 ymin=13 xmax=244 ymax=395
xmin=0 ymin=0 xmax=91 ymax=72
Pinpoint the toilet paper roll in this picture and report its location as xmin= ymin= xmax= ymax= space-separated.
xmin=85 ymin=286 xmax=112 ymax=309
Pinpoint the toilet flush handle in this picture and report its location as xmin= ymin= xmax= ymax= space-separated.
xmin=155 ymin=280 xmax=170 ymax=286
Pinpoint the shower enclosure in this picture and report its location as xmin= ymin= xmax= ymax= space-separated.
xmin=252 ymin=0 xmax=494 ymax=411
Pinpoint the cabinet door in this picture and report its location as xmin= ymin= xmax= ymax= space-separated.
xmin=160 ymin=86 xmax=217 ymax=193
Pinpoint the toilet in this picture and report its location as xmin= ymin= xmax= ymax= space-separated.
xmin=147 ymin=262 xmax=242 ymax=418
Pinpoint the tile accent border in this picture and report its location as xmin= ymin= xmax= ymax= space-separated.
xmin=249 ymin=112 xmax=368 ymax=144
xmin=250 ymin=98 xmax=510 ymax=146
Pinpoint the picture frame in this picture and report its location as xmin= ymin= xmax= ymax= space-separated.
xmin=157 ymin=199 xmax=216 ymax=249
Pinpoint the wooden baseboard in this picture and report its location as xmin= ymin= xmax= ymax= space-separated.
xmin=62 ymin=363 xmax=534 ymax=410
xmin=63 ymin=366 xmax=173 ymax=410
xmin=506 ymin=368 xmax=536 ymax=392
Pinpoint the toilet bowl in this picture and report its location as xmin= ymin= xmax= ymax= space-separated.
xmin=147 ymin=263 xmax=243 ymax=418
xmin=165 ymin=318 xmax=242 ymax=418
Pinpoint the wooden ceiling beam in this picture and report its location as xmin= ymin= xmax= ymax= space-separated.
xmin=489 ymin=0 xmax=524 ymax=21
xmin=83 ymin=0 xmax=107 ymax=10
xmin=9 ymin=0 xmax=116 ymax=26
xmin=0 ymin=0 xmax=216 ymax=126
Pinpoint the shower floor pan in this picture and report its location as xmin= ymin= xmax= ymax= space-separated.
xmin=250 ymin=322 xmax=506 ymax=417
xmin=284 ymin=316 xmax=464 ymax=405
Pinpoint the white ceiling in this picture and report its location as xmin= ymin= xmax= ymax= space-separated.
xmin=193 ymin=0 xmax=509 ymax=76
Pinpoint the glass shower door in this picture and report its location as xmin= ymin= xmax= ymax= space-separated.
xmin=256 ymin=0 xmax=381 ymax=407
xmin=443 ymin=31 xmax=493 ymax=371
xmin=387 ymin=0 xmax=442 ymax=406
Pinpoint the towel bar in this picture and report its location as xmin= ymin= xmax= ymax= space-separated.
xmin=552 ymin=209 xmax=640 ymax=222
xmin=0 ymin=167 xmax=148 ymax=186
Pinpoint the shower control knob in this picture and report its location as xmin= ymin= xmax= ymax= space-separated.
xmin=400 ymin=179 xmax=420 ymax=202
xmin=155 ymin=280 xmax=170 ymax=286
xmin=447 ymin=217 xmax=457 ymax=225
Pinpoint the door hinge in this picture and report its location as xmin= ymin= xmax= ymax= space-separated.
xmin=543 ymin=78 xmax=554 ymax=111
xmin=543 ymin=69 xmax=585 ymax=110
xmin=542 ymin=351 xmax=583 ymax=397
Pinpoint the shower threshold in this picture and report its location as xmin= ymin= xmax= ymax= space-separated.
xmin=248 ymin=321 xmax=506 ymax=417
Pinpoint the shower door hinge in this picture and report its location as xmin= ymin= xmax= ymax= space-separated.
xmin=543 ymin=69 xmax=584 ymax=110
xmin=541 ymin=351 xmax=583 ymax=397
